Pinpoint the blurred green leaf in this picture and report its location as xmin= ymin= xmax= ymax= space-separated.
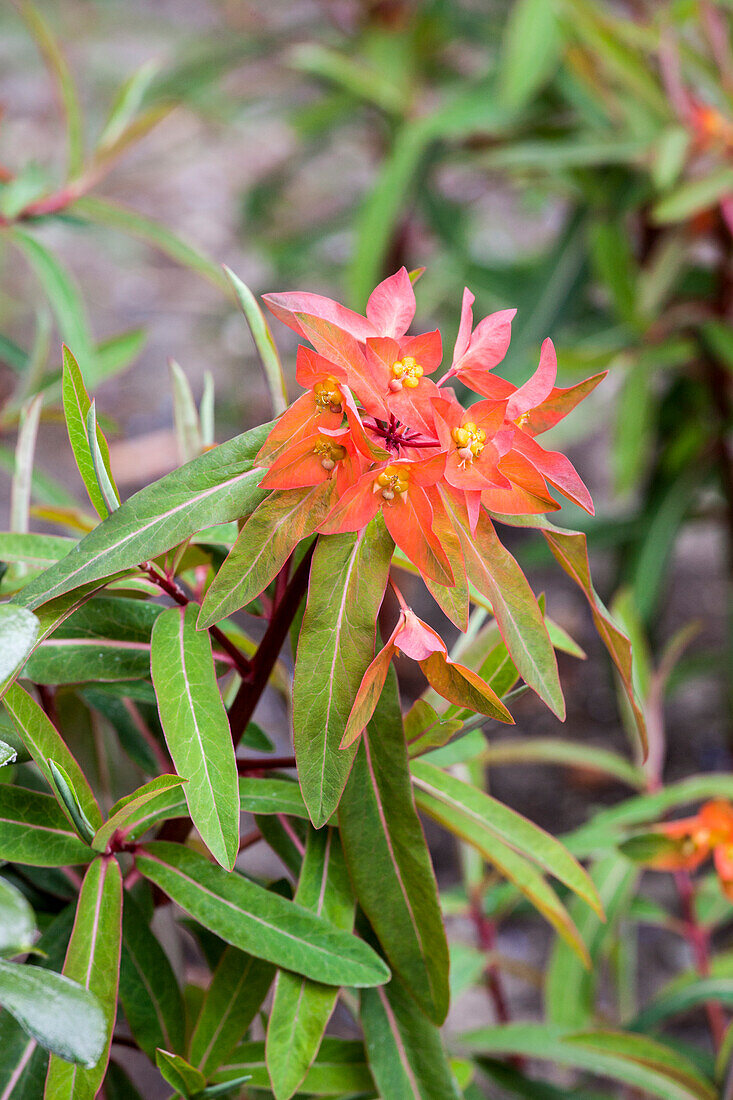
xmin=497 ymin=0 xmax=562 ymax=111
xmin=0 ymin=877 xmax=36 ymax=955
xmin=653 ymin=168 xmax=733 ymax=224
xmin=223 ymin=266 xmax=287 ymax=417
xmin=0 ymin=604 xmax=39 ymax=684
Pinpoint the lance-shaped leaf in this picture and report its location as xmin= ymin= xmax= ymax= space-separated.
xmin=0 ymin=786 xmax=94 ymax=867
xmin=483 ymin=738 xmax=645 ymax=789
xmin=361 ymin=974 xmax=462 ymax=1100
xmin=0 ymin=907 xmax=75 ymax=1097
xmin=10 ymin=394 xmax=43 ymax=539
xmin=85 ymin=401 xmax=120 ymax=514
xmin=45 ymin=856 xmax=122 ymax=1099
xmin=190 ymin=947 xmax=274 ymax=1076
xmin=224 ymin=265 xmax=288 ymax=416
xmin=460 ymin=1024 xmax=717 ymax=1100
xmin=541 ymin=523 xmax=647 ymax=750
xmin=0 ymin=604 xmax=39 ymax=683
xmin=3 ymin=682 xmax=102 ymax=829
xmin=238 ymin=777 xmax=308 ymax=819
xmin=338 ymin=667 xmax=449 ymax=1024
xmin=631 ymin=977 xmax=733 ymax=1033
xmin=412 ymin=777 xmax=589 ymax=964
xmin=61 ymin=347 xmax=115 ymax=519
xmin=410 ymin=760 xmax=602 ymax=916
xmin=119 ymin=892 xmax=186 ymax=1059
xmin=294 ymin=522 xmax=393 ymax=826
xmin=0 ymin=878 xmax=36 ymax=956
xmin=214 ymin=1039 xmax=373 ymax=1096
xmin=15 ymin=420 xmax=273 ymax=611
xmin=136 ymin=842 xmax=390 ymax=987
xmin=156 ymin=1049 xmax=206 ymax=1098
xmin=443 ymin=492 xmax=564 ymax=718
xmin=0 ymin=532 xmax=75 ymax=569
xmin=267 ymin=828 xmax=354 ymax=1100
xmin=199 ymin=485 xmax=334 ymax=628
xmin=151 ymin=603 xmax=239 ymax=870
xmin=92 ymin=775 xmax=185 ymax=853
xmin=0 ymin=961 xmax=106 ymax=1068
xmin=48 ymin=761 xmax=96 ymax=845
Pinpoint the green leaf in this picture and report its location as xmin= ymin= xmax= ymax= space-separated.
xmin=92 ymin=775 xmax=185 ymax=852
xmin=151 ymin=603 xmax=239 ymax=870
xmin=136 ymin=841 xmax=390 ymax=987
xmin=224 ymin=266 xmax=287 ymax=416
xmin=15 ymin=420 xmax=272 ymax=611
xmin=213 ymin=1038 xmax=373 ymax=1096
xmin=0 ymin=959 xmax=105 ymax=1067
xmin=0 ymin=604 xmax=39 ymax=683
xmin=238 ymin=777 xmax=308 ymax=819
xmin=413 ymin=780 xmax=588 ymax=963
xmin=61 ymin=345 xmax=116 ymax=519
xmin=589 ymin=220 xmax=640 ymax=327
xmin=497 ymin=0 xmax=562 ymax=110
xmin=119 ymin=892 xmax=186 ymax=1059
xmin=73 ymin=196 xmax=228 ymax=291
xmin=339 ymin=667 xmax=449 ymax=1024
xmin=23 ymin=595 xmax=162 ymax=686
xmin=10 ymin=395 xmax=43 ymax=539
xmin=461 ymin=1023 xmax=717 ymax=1100
xmin=48 ymin=760 xmax=96 ymax=845
xmin=156 ymin=1049 xmax=206 ymax=1098
xmin=169 ymin=359 xmax=203 ymax=464
xmin=445 ymin=499 xmax=564 ymax=718
xmin=190 ymin=946 xmax=274 ymax=1076
xmin=405 ymin=699 xmax=463 ymax=758
xmin=482 ymin=737 xmax=645 ymax=788
xmin=267 ymin=828 xmax=354 ymax=1100
xmin=10 ymin=230 xmax=94 ymax=375
xmin=545 ymin=855 xmax=638 ymax=1028
xmin=0 ymin=785 xmax=94 ymax=866
xmin=410 ymin=759 xmax=601 ymax=916
xmin=98 ymin=58 xmax=161 ymax=150
xmin=199 ymin=486 xmax=334 ymax=628
xmin=18 ymin=1 xmax=84 ymax=176
xmin=45 ymin=856 xmax=122 ymax=1099
xmin=294 ymin=522 xmax=393 ymax=826
xmin=0 ymin=739 xmax=17 ymax=767
xmin=3 ymin=682 xmax=102 ymax=829
xmin=653 ymin=167 xmax=733 ymax=225
xmin=631 ymin=977 xmax=733 ymax=1033
xmin=0 ymin=532 xmax=75 ymax=569
xmin=0 ymin=907 xmax=75 ymax=1096
xmin=85 ymin=401 xmax=119 ymax=514
xmin=361 ymin=974 xmax=462 ymax=1099
xmin=0 ymin=877 xmax=36 ymax=955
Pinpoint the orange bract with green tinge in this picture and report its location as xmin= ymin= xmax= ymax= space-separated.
xmin=647 ymin=800 xmax=733 ymax=900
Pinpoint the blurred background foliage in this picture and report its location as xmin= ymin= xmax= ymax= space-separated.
xmin=0 ymin=0 xmax=732 ymax=1078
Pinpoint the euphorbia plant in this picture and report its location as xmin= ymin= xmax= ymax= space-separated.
xmin=0 ymin=267 xmax=661 ymax=1099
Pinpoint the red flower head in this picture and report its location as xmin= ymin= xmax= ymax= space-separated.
xmin=647 ymin=800 xmax=733 ymax=901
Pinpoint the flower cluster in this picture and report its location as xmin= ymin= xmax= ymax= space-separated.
xmin=257 ymin=267 xmax=604 ymax=598
xmin=647 ymin=800 xmax=733 ymax=900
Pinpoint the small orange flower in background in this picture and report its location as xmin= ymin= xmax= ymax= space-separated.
xmin=645 ymin=800 xmax=733 ymax=900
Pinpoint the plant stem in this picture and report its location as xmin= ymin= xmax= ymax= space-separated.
xmin=228 ymin=542 xmax=315 ymax=747
xmin=674 ymin=868 xmax=726 ymax=1049
xmin=237 ymin=755 xmax=296 ymax=772
xmin=141 ymin=562 xmax=251 ymax=679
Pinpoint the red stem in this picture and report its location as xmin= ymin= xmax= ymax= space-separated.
xmin=228 ymin=543 xmax=315 ymax=747
xmin=142 ymin=563 xmax=251 ymax=679
xmin=674 ymin=869 xmax=727 ymax=1049
xmin=238 ymin=755 xmax=296 ymax=772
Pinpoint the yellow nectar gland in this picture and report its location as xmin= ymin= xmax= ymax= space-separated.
xmin=313 ymin=378 xmax=344 ymax=414
xmin=313 ymin=438 xmax=346 ymax=472
xmin=373 ymin=466 xmax=409 ymax=502
xmin=389 ymin=356 xmax=423 ymax=392
xmin=514 ymin=411 xmax=530 ymax=429
xmin=451 ymin=420 xmax=486 ymax=464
